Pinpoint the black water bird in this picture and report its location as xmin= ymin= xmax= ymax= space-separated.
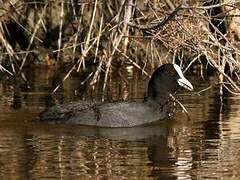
xmin=39 ymin=64 xmax=193 ymax=127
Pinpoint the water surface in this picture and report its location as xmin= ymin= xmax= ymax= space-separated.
xmin=0 ymin=67 xmax=240 ymax=179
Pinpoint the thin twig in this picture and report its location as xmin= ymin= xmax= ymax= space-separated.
xmin=115 ymin=47 xmax=149 ymax=77
xmin=19 ymin=4 xmax=47 ymax=72
xmin=195 ymin=85 xmax=212 ymax=95
xmin=77 ymin=0 xmax=98 ymax=71
xmin=169 ymin=93 xmax=191 ymax=120
xmin=57 ymin=0 xmax=64 ymax=63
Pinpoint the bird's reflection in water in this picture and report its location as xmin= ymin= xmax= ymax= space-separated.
xmin=0 ymin=119 xmax=187 ymax=179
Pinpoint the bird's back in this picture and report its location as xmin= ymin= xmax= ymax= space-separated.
xmin=39 ymin=101 xmax=171 ymax=127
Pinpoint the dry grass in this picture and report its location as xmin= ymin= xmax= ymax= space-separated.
xmin=0 ymin=0 xmax=239 ymax=94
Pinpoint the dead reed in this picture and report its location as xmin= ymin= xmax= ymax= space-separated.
xmin=0 ymin=0 xmax=239 ymax=95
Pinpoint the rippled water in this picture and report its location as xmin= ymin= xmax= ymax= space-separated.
xmin=0 ymin=67 xmax=240 ymax=179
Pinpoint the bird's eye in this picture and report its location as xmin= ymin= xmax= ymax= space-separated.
xmin=170 ymin=69 xmax=175 ymax=76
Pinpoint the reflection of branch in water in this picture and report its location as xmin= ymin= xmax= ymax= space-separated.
xmin=169 ymin=93 xmax=191 ymax=120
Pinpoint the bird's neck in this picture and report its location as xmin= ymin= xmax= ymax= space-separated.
xmin=147 ymin=85 xmax=172 ymax=105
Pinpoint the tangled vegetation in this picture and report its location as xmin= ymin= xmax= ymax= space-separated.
xmin=0 ymin=0 xmax=239 ymax=94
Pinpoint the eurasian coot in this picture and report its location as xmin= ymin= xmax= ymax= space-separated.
xmin=39 ymin=64 xmax=193 ymax=127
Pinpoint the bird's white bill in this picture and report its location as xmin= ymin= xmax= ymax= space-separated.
xmin=177 ymin=77 xmax=193 ymax=91
xmin=173 ymin=64 xmax=193 ymax=91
